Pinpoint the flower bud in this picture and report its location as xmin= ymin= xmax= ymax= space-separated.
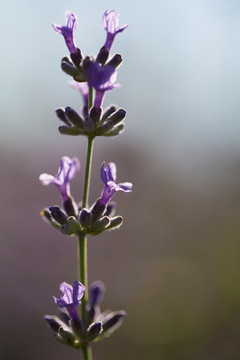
xmin=82 ymin=56 xmax=92 ymax=77
xmin=73 ymin=71 xmax=86 ymax=82
xmin=70 ymin=48 xmax=82 ymax=68
xmin=49 ymin=206 xmax=68 ymax=225
xmin=89 ymin=107 xmax=102 ymax=125
xmin=63 ymin=196 xmax=78 ymax=217
xmin=58 ymin=326 xmax=76 ymax=346
xmin=90 ymin=281 xmax=105 ymax=307
xmin=106 ymin=216 xmax=123 ymax=231
xmin=96 ymin=122 xmax=114 ymax=136
xmin=70 ymin=317 xmax=84 ymax=339
xmin=86 ymin=322 xmax=103 ymax=342
xmin=79 ymin=209 xmax=92 ymax=228
xmin=62 ymin=56 xmax=72 ymax=65
xmin=67 ymin=216 xmax=81 ymax=233
xmin=88 ymin=216 xmax=110 ymax=235
xmin=58 ymin=311 xmax=70 ymax=325
xmin=104 ymin=202 xmax=116 ymax=217
xmin=44 ymin=315 xmax=63 ymax=333
xmin=83 ymin=105 xmax=89 ymax=120
xmin=106 ymin=54 xmax=122 ymax=69
xmin=98 ymin=109 xmax=126 ymax=135
xmin=108 ymin=108 xmax=126 ymax=124
xmin=40 ymin=209 xmax=61 ymax=229
xmin=60 ymin=223 xmax=75 ymax=236
xmin=61 ymin=58 xmax=79 ymax=77
xmin=91 ymin=199 xmax=106 ymax=222
xmin=65 ymin=107 xmax=84 ymax=128
xmin=101 ymin=105 xmax=117 ymax=123
xmin=83 ymin=117 xmax=96 ymax=135
xmin=103 ymin=124 xmax=125 ymax=137
xmin=96 ymin=45 xmax=109 ymax=65
xmin=55 ymin=108 xmax=72 ymax=126
xmin=58 ymin=125 xmax=84 ymax=136
xmin=102 ymin=311 xmax=126 ymax=336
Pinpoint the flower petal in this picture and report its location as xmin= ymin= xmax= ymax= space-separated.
xmin=100 ymin=162 xmax=107 ymax=184
xmin=118 ymin=182 xmax=132 ymax=192
xmin=103 ymin=10 xmax=120 ymax=33
xmin=60 ymin=282 xmax=74 ymax=304
xmin=52 ymin=24 xmax=63 ymax=34
xmin=87 ymin=63 xmax=116 ymax=91
xmin=39 ymin=173 xmax=56 ymax=185
xmin=65 ymin=10 xmax=77 ymax=31
xmin=67 ymin=157 xmax=80 ymax=181
xmin=72 ymin=281 xmax=85 ymax=303
xmin=106 ymin=162 xmax=117 ymax=182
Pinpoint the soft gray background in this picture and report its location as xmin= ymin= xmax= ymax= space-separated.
xmin=1 ymin=1 xmax=240 ymax=359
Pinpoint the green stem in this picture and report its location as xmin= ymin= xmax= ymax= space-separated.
xmin=88 ymin=87 xmax=93 ymax=110
xmin=82 ymin=344 xmax=92 ymax=360
xmin=82 ymin=138 xmax=94 ymax=209
xmin=78 ymin=139 xmax=94 ymax=360
xmin=77 ymin=85 xmax=94 ymax=360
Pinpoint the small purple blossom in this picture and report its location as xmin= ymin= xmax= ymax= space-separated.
xmin=100 ymin=162 xmax=132 ymax=205
xmin=39 ymin=156 xmax=80 ymax=201
xmin=103 ymin=10 xmax=129 ymax=51
xmin=52 ymin=11 xmax=78 ymax=54
xmin=69 ymin=80 xmax=89 ymax=107
xmin=53 ymin=281 xmax=85 ymax=320
xmin=87 ymin=63 xmax=119 ymax=108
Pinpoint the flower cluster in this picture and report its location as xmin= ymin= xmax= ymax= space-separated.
xmin=53 ymin=10 xmax=128 ymax=139
xmin=40 ymin=156 xmax=132 ymax=236
xmin=41 ymin=9 xmax=132 ymax=354
xmin=45 ymin=281 xmax=125 ymax=348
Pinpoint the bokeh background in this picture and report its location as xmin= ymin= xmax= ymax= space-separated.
xmin=1 ymin=0 xmax=240 ymax=359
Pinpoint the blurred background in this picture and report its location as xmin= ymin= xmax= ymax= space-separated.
xmin=1 ymin=0 xmax=240 ymax=359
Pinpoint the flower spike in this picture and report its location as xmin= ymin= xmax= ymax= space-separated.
xmin=103 ymin=10 xmax=129 ymax=51
xmin=43 ymin=9 xmax=131 ymax=352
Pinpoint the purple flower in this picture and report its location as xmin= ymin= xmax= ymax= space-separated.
xmin=52 ymin=11 xmax=78 ymax=54
xmin=100 ymin=162 xmax=132 ymax=205
xmin=53 ymin=281 xmax=85 ymax=320
xmin=103 ymin=10 xmax=128 ymax=51
xmin=87 ymin=62 xmax=119 ymax=108
xmin=69 ymin=80 xmax=89 ymax=107
xmin=39 ymin=156 xmax=80 ymax=201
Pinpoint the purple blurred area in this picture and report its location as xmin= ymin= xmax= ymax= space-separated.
xmin=1 ymin=137 xmax=240 ymax=359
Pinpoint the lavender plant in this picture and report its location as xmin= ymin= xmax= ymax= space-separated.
xmin=39 ymin=10 xmax=132 ymax=360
